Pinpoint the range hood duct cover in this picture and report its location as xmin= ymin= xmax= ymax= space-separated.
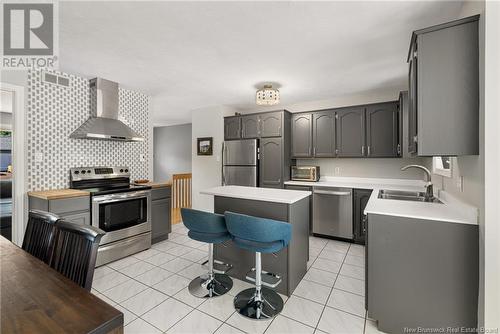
xmin=70 ymin=78 xmax=144 ymax=142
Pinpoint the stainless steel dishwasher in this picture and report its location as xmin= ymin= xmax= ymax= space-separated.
xmin=313 ymin=187 xmax=353 ymax=239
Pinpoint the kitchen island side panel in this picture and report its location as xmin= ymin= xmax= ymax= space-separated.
xmin=287 ymin=197 xmax=309 ymax=295
xmin=213 ymin=196 xmax=309 ymax=296
xmin=367 ymin=213 xmax=479 ymax=333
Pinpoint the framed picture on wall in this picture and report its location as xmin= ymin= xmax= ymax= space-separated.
xmin=197 ymin=137 xmax=213 ymax=156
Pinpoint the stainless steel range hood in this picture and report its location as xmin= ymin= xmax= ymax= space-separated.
xmin=70 ymin=78 xmax=144 ymax=142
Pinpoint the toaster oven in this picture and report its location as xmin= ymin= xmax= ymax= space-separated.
xmin=291 ymin=166 xmax=320 ymax=182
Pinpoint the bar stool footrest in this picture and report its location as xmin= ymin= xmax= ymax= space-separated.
xmin=245 ymin=268 xmax=282 ymax=288
xmin=201 ymin=259 xmax=233 ymax=274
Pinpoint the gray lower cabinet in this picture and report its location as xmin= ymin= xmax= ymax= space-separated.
xmin=60 ymin=211 xmax=91 ymax=226
xmin=224 ymin=116 xmax=241 ymax=140
xmin=313 ymin=111 xmax=336 ymax=157
xmin=291 ymin=113 xmax=312 ymax=158
xmin=260 ymin=138 xmax=283 ymax=188
xmin=336 ymin=107 xmax=365 ymax=157
xmin=241 ymin=114 xmax=259 ymax=139
xmin=366 ymin=213 xmax=478 ymax=333
xmin=260 ymin=112 xmax=282 ymax=137
xmin=409 ymin=15 xmax=479 ymax=156
xmin=352 ymin=189 xmax=372 ymax=245
xmin=151 ymin=186 xmax=171 ymax=244
xmin=29 ymin=195 xmax=91 ymax=226
xmin=366 ymin=102 xmax=398 ymax=157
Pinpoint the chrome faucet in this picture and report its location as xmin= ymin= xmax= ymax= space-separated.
xmin=401 ymin=165 xmax=434 ymax=202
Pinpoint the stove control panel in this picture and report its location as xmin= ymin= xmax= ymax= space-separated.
xmin=70 ymin=166 xmax=130 ymax=181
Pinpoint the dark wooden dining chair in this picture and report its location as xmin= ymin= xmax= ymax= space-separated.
xmin=22 ymin=210 xmax=60 ymax=264
xmin=50 ymin=220 xmax=105 ymax=291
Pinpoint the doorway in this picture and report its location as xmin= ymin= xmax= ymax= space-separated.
xmin=0 ymin=83 xmax=26 ymax=246
xmin=0 ymin=90 xmax=13 ymax=241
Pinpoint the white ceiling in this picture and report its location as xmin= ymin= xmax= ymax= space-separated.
xmin=59 ymin=1 xmax=464 ymax=126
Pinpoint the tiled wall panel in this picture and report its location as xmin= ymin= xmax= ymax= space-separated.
xmin=27 ymin=70 xmax=151 ymax=190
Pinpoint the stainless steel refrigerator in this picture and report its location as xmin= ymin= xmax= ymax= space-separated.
xmin=222 ymin=139 xmax=258 ymax=187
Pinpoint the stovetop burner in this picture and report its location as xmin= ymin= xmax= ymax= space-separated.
xmin=69 ymin=166 xmax=151 ymax=196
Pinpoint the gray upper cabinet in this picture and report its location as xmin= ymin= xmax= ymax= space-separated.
xmin=224 ymin=116 xmax=241 ymax=140
xmin=260 ymin=138 xmax=283 ymax=188
xmin=398 ymin=91 xmax=412 ymax=158
xmin=313 ymin=111 xmax=336 ymax=157
xmin=336 ymin=107 xmax=366 ymax=157
xmin=366 ymin=102 xmax=398 ymax=157
xmin=291 ymin=114 xmax=313 ymax=158
xmin=408 ymin=46 xmax=418 ymax=155
xmin=241 ymin=114 xmax=260 ymax=139
xmin=409 ymin=15 xmax=479 ymax=156
xmin=260 ymin=112 xmax=282 ymax=138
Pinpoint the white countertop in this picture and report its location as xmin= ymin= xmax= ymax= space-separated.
xmin=201 ymin=185 xmax=311 ymax=204
xmin=285 ymin=176 xmax=478 ymax=225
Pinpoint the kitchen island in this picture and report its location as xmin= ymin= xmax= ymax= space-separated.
xmin=200 ymin=185 xmax=311 ymax=296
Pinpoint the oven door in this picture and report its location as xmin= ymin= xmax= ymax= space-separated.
xmin=92 ymin=190 xmax=152 ymax=245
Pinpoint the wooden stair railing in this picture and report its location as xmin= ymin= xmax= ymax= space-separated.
xmin=171 ymin=173 xmax=192 ymax=225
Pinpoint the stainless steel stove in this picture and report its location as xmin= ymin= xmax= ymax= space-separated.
xmin=70 ymin=166 xmax=151 ymax=266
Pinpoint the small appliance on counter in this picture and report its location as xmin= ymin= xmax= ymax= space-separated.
xmin=70 ymin=166 xmax=151 ymax=266
xmin=291 ymin=166 xmax=320 ymax=182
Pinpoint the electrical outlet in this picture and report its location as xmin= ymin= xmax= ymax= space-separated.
xmin=139 ymin=154 xmax=145 ymax=162
xmin=334 ymin=167 xmax=340 ymax=176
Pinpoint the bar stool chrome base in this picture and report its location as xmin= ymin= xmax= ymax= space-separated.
xmin=234 ymin=287 xmax=284 ymax=320
xmin=188 ymin=273 xmax=233 ymax=298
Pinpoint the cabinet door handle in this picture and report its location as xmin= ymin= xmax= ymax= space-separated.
xmin=313 ymin=147 xmax=316 ymax=156
xmin=367 ymin=146 xmax=371 ymax=156
xmin=361 ymin=146 xmax=365 ymax=155
xmin=308 ymin=147 xmax=312 ymax=156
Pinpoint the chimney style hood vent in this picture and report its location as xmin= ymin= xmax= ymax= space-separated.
xmin=70 ymin=78 xmax=144 ymax=142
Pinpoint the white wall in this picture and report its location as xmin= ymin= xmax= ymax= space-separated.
xmin=191 ymin=106 xmax=236 ymax=212
xmin=154 ymin=123 xmax=192 ymax=181
xmin=483 ymin=0 xmax=500 ymax=329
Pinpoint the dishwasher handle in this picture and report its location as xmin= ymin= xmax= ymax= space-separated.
xmin=314 ymin=189 xmax=351 ymax=196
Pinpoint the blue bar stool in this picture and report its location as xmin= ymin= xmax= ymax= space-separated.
xmin=224 ymin=211 xmax=292 ymax=320
xmin=181 ymin=208 xmax=233 ymax=298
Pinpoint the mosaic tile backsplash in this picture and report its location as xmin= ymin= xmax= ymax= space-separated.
xmin=27 ymin=70 xmax=151 ymax=191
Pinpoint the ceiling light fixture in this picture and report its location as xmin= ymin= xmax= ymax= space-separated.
xmin=256 ymin=84 xmax=280 ymax=106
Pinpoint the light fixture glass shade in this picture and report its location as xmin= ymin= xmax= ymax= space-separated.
xmin=256 ymin=85 xmax=280 ymax=106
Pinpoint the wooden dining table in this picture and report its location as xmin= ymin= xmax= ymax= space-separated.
xmin=0 ymin=236 xmax=123 ymax=334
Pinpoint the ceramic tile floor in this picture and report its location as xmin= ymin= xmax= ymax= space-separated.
xmin=92 ymin=223 xmax=385 ymax=334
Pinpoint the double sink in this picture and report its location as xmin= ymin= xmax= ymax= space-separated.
xmin=378 ymin=189 xmax=443 ymax=204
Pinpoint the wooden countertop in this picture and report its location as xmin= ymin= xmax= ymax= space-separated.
xmin=0 ymin=236 xmax=123 ymax=334
xmin=134 ymin=181 xmax=172 ymax=188
xmin=28 ymin=189 xmax=90 ymax=200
